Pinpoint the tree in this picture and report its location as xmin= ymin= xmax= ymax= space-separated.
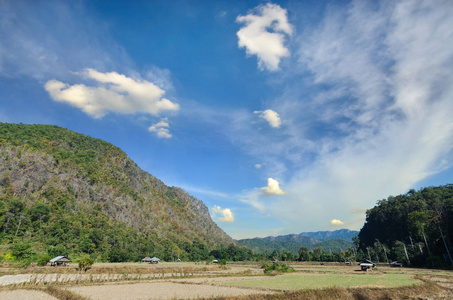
xmin=298 ymin=247 xmax=311 ymax=261
xmin=311 ymin=247 xmax=323 ymax=261
xmin=407 ymin=211 xmax=432 ymax=253
xmin=11 ymin=242 xmax=34 ymax=261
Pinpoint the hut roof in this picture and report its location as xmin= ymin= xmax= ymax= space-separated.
xmin=360 ymin=263 xmax=374 ymax=267
xmin=49 ymin=256 xmax=72 ymax=263
xmin=142 ymin=257 xmax=152 ymax=261
xmin=150 ymin=257 xmax=160 ymax=261
xmin=361 ymin=259 xmax=374 ymax=264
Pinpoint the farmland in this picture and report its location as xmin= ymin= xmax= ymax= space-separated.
xmin=0 ymin=261 xmax=452 ymax=299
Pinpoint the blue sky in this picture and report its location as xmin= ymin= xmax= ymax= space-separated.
xmin=1 ymin=0 xmax=453 ymax=239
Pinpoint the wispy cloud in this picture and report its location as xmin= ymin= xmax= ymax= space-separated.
xmin=148 ymin=118 xmax=172 ymax=139
xmin=236 ymin=3 xmax=293 ymax=71
xmin=45 ymin=69 xmax=179 ymax=119
xmin=0 ymin=1 xmax=130 ymax=80
xmin=228 ymin=0 xmax=453 ymax=232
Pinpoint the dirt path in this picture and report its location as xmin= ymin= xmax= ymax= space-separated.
xmin=0 ymin=272 xmax=197 ymax=286
xmin=0 ymin=289 xmax=58 ymax=300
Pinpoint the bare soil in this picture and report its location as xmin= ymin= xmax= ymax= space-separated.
xmin=0 ymin=289 xmax=58 ymax=300
xmin=68 ymin=280 xmax=272 ymax=300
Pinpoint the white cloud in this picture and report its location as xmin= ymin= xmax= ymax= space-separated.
xmin=44 ymin=69 xmax=179 ymax=119
xmin=236 ymin=3 xmax=293 ymax=71
xmin=212 ymin=205 xmax=235 ymax=223
xmin=262 ymin=0 xmax=453 ymax=231
xmin=330 ymin=219 xmax=345 ymax=226
xmin=260 ymin=178 xmax=286 ymax=196
xmin=0 ymin=2 xmax=131 ymax=80
xmin=255 ymin=164 xmax=262 ymax=169
xmin=218 ymin=0 xmax=453 ymax=233
xmin=148 ymin=118 xmax=172 ymax=139
xmin=254 ymin=109 xmax=282 ymax=128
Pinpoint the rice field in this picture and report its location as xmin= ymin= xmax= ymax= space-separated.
xmin=223 ymin=272 xmax=417 ymax=290
xmin=0 ymin=261 xmax=451 ymax=299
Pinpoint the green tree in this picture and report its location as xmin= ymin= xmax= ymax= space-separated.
xmin=11 ymin=243 xmax=35 ymax=261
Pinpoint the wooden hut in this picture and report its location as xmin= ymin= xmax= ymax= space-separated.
xmin=49 ymin=256 xmax=72 ymax=267
xmin=150 ymin=257 xmax=160 ymax=264
xmin=359 ymin=259 xmax=376 ymax=271
xmin=141 ymin=257 xmax=152 ymax=263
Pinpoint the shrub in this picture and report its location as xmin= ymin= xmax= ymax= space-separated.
xmin=37 ymin=254 xmax=51 ymax=266
xmin=77 ymin=256 xmax=94 ymax=272
xmin=2 ymin=252 xmax=15 ymax=263
xmin=262 ymin=262 xmax=296 ymax=274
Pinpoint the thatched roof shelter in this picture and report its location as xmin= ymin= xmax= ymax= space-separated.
xmin=141 ymin=257 xmax=152 ymax=262
xmin=359 ymin=259 xmax=376 ymax=271
xmin=150 ymin=257 xmax=160 ymax=264
xmin=49 ymin=256 xmax=71 ymax=267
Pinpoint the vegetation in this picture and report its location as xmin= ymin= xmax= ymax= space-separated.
xmin=238 ymin=230 xmax=357 ymax=254
xmin=77 ymin=256 xmax=94 ymax=272
xmin=225 ymin=272 xmax=416 ymax=289
xmin=0 ymin=123 xmax=234 ymax=264
xmin=0 ymin=262 xmax=449 ymax=300
xmin=357 ymin=185 xmax=453 ymax=268
xmin=261 ymin=262 xmax=296 ymax=274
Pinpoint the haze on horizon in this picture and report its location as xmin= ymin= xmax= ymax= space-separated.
xmin=1 ymin=0 xmax=453 ymax=239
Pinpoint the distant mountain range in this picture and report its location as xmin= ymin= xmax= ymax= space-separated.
xmin=237 ymin=229 xmax=358 ymax=254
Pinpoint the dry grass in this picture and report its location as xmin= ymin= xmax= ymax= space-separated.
xmin=197 ymin=280 xmax=449 ymax=300
xmin=1 ymin=262 xmax=452 ymax=299
xmin=44 ymin=286 xmax=90 ymax=300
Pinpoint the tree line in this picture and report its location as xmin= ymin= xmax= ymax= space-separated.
xmin=357 ymin=185 xmax=453 ymax=268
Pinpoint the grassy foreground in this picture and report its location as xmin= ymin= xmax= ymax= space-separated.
xmin=0 ymin=261 xmax=452 ymax=300
xmin=224 ymin=273 xmax=417 ymax=290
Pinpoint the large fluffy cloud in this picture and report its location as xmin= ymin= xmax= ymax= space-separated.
xmin=236 ymin=3 xmax=293 ymax=71
xmin=260 ymin=178 xmax=286 ymax=196
xmin=45 ymin=69 xmax=179 ymax=118
xmin=212 ymin=205 xmax=235 ymax=223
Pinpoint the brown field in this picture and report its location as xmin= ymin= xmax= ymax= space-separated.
xmin=0 ymin=261 xmax=452 ymax=299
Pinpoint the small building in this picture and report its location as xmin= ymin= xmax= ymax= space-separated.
xmin=359 ymin=259 xmax=376 ymax=271
xmin=141 ymin=257 xmax=152 ymax=263
xmin=150 ymin=257 xmax=160 ymax=264
xmin=49 ymin=256 xmax=72 ymax=267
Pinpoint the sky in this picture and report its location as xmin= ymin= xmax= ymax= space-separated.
xmin=1 ymin=0 xmax=453 ymax=239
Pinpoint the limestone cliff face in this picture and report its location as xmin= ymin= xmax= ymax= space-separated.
xmin=0 ymin=123 xmax=234 ymax=256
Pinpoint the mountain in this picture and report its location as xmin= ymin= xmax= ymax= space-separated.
xmin=238 ymin=229 xmax=358 ymax=254
xmin=0 ymin=123 xmax=234 ymax=261
xmin=298 ymin=229 xmax=358 ymax=242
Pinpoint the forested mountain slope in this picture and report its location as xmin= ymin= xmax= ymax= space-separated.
xmin=238 ymin=229 xmax=357 ymax=254
xmin=0 ymin=123 xmax=234 ymax=261
xmin=358 ymin=185 xmax=453 ymax=268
